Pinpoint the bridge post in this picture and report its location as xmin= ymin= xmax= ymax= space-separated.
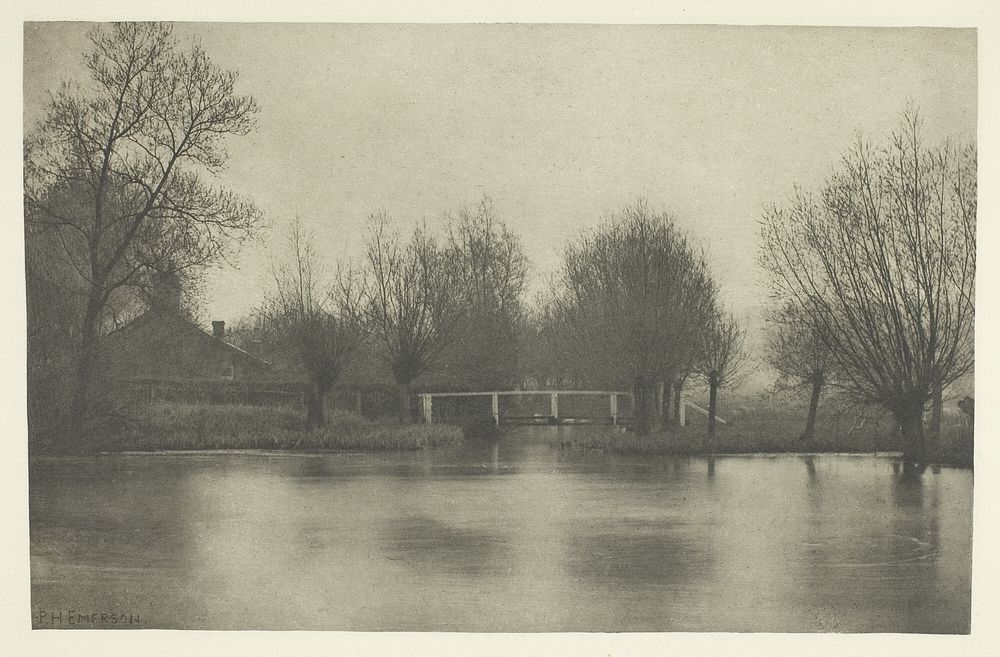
xmin=550 ymin=393 xmax=559 ymax=422
xmin=492 ymin=392 xmax=499 ymax=426
xmin=421 ymin=395 xmax=433 ymax=424
xmin=610 ymin=393 xmax=618 ymax=426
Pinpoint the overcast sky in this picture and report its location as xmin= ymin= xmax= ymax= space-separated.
xmin=23 ymin=23 xmax=977 ymax=325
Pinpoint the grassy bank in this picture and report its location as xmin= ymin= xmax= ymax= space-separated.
xmin=579 ymin=404 xmax=974 ymax=468
xmin=98 ymin=402 xmax=463 ymax=452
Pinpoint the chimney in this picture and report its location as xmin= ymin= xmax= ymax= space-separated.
xmin=212 ymin=321 xmax=225 ymax=339
xmin=150 ymin=267 xmax=182 ymax=313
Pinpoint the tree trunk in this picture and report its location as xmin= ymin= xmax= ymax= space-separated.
xmin=801 ymin=373 xmax=823 ymax=443
xmin=398 ymin=381 xmax=412 ymax=424
xmin=633 ymin=376 xmax=650 ymax=437
xmin=929 ymin=378 xmax=943 ymax=447
xmin=655 ymin=380 xmax=665 ymax=431
xmin=897 ymin=400 xmax=927 ymax=467
xmin=69 ymin=343 xmax=96 ymax=444
xmin=633 ymin=376 xmax=646 ymax=436
xmin=673 ymin=380 xmax=684 ymax=427
xmin=663 ymin=382 xmax=674 ymax=427
xmin=705 ymin=378 xmax=719 ymax=453
xmin=68 ymin=293 xmax=102 ymax=447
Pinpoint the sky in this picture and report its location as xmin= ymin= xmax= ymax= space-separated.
xmin=23 ymin=23 xmax=977 ymax=327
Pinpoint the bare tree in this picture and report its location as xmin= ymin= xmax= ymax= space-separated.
xmin=663 ymin=268 xmax=717 ymax=428
xmin=518 ymin=287 xmax=587 ymax=390
xmin=556 ymin=199 xmax=717 ymax=436
xmin=668 ymin=359 xmax=697 ymax=429
xmin=24 ymin=23 xmax=263 ymax=440
xmin=759 ymin=109 xmax=975 ymax=466
xmin=765 ymin=300 xmax=836 ymax=442
xmin=694 ymin=311 xmax=748 ymax=450
xmin=442 ymin=198 xmax=528 ymax=389
xmin=360 ymin=212 xmax=458 ymax=422
xmin=253 ymin=219 xmax=361 ymax=428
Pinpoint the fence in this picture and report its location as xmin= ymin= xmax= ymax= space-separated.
xmin=113 ymin=379 xmax=309 ymax=408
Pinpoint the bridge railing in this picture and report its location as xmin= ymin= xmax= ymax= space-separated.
xmin=415 ymin=390 xmax=723 ymax=427
xmin=417 ymin=390 xmax=641 ymax=426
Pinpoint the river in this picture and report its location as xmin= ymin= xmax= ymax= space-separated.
xmin=29 ymin=426 xmax=972 ymax=632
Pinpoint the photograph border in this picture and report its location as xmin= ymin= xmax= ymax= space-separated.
xmin=3 ymin=1 xmax=997 ymax=655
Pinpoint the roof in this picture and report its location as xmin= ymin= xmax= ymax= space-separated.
xmin=105 ymin=309 xmax=273 ymax=369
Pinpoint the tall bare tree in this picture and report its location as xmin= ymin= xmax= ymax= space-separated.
xmin=759 ymin=109 xmax=975 ymax=466
xmin=765 ymin=301 xmax=836 ymax=443
xmin=360 ymin=212 xmax=458 ymax=422
xmin=442 ymin=198 xmax=528 ymax=389
xmin=556 ymin=199 xmax=717 ymax=436
xmin=24 ymin=23 xmax=263 ymax=440
xmin=252 ymin=219 xmax=361 ymax=428
xmin=694 ymin=311 xmax=748 ymax=450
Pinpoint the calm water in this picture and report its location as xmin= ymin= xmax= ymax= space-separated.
xmin=29 ymin=426 xmax=972 ymax=632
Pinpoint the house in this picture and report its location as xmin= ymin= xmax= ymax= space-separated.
xmin=97 ymin=273 xmax=283 ymax=405
xmin=101 ymin=310 xmax=273 ymax=385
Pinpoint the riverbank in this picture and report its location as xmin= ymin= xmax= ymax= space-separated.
xmin=34 ymin=400 xmax=973 ymax=467
xmin=577 ymin=412 xmax=973 ymax=468
xmin=47 ymin=402 xmax=464 ymax=453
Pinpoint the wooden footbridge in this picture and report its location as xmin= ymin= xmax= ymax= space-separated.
xmin=416 ymin=389 xmax=717 ymax=427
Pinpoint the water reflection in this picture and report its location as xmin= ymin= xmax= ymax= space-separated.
xmin=29 ymin=432 xmax=973 ymax=632
xmin=294 ymin=455 xmax=336 ymax=478
xmin=803 ymin=456 xmax=817 ymax=482
xmin=381 ymin=515 xmax=514 ymax=578
xmin=893 ymin=467 xmax=925 ymax=507
xmin=565 ymin=519 xmax=713 ymax=587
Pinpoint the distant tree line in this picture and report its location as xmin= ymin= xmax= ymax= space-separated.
xmin=246 ymin=197 xmax=744 ymax=438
